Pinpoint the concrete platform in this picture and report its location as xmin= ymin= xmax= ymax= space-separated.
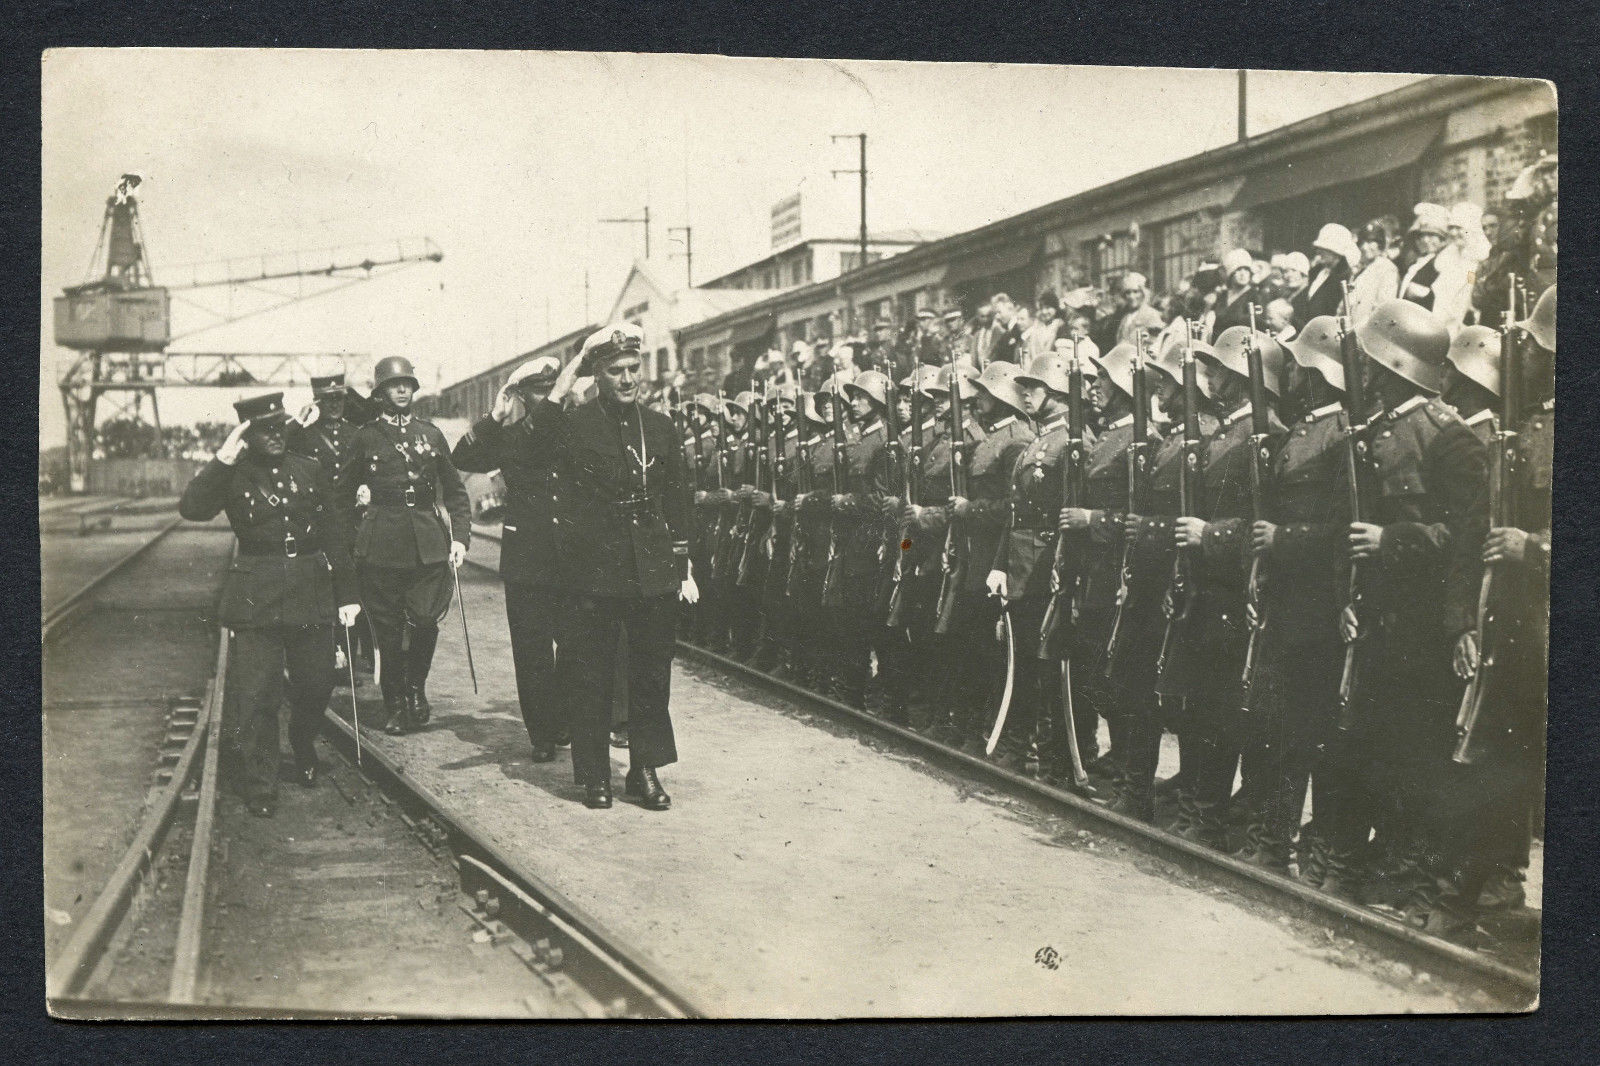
xmin=330 ymin=565 xmax=1484 ymax=1017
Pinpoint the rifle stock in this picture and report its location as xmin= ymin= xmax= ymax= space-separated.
xmin=1104 ymin=335 xmax=1152 ymax=676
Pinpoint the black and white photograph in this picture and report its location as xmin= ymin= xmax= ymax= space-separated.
xmin=39 ymin=50 xmax=1553 ymax=1018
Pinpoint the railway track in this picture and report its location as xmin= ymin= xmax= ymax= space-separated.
xmin=41 ymin=515 xmax=185 ymax=642
xmin=466 ymin=523 xmax=1538 ymax=1010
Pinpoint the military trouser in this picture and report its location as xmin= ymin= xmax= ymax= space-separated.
xmin=505 ymin=581 xmax=569 ymax=747
xmin=1005 ymin=596 xmax=1059 ymax=768
xmin=1183 ymin=611 xmax=1251 ymax=845
xmin=360 ymin=562 xmax=453 ymax=712
xmin=1242 ymin=637 xmax=1343 ymax=859
xmin=564 ymin=592 xmax=679 ymax=787
xmin=931 ymin=589 xmax=1003 ymax=748
xmin=225 ymin=624 xmax=335 ymax=802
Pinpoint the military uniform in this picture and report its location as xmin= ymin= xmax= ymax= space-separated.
xmin=795 ymin=402 xmax=845 ymax=686
xmin=179 ymin=393 xmax=356 ymax=811
xmin=826 ymin=413 xmax=891 ymax=707
xmin=451 ymin=369 xmax=569 ymax=753
xmin=752 ymin=408 xmax=803 ymax=673
xmin=344 ymin=361 xmax=471 ymax=731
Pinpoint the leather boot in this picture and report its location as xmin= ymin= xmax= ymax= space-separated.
xmin=379 ymin=635 xmax=410 ymax=735
xmin=407 ymin=624 xmax=437 ymax=727
xmin=625 ymin=765 xmax=671 ymax=810
xmin=1106 ymin=780 xmax=1156 ymax=823
xmin=584 ymin=780 xmax=613 ymax=809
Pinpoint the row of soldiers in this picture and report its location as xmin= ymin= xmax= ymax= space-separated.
xmin=677 ymin=284 xmax=1552 ymax=937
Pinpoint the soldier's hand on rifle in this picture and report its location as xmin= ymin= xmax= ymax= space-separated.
xmin=1252 ymin=520 xmax=1278 ymax=555
xmin=985 ymin=568 xmax=1008 ymax=601
xmin=711 ymin=488 xmax=734 ymax=504
xmin=773 ymin=499 xmax=791 ymax=515
xmin=1123 ymin=513 xmax=1143 ymax=541
xmin=736 ymin=486 xmax=754 ymax=505
xmin=751 ymin=490 xmax=772 ymax=508
xmin=1060 ymin=507 xmax=1094 ymax=531
xmin=449 ymin=540 xmax=467 ymax=568
xmin=338 ymin=603 xmax=362 ymax=627
xmin=881 ymin=496 xmax=901 ymax=520
xmin=1484 ymin=526 xmax=1529 ymax=565
xmin=1348 ymin=521 xmax=1384 ymax=560
xmin=948 ymin=495 xmax=971 ymax=519
xmin=356 ymin=484 xmax=372 ymax=507
xmin=216 ymin=421 xmax=251 ymax=465
xmin=902 ymin=503 xmax=922 ymax=526
xmin=831 ymin=493 xmax=852 ymax=512
xmin=492 ymin=385 xmax=526 ymax=425
xmin=1174 ymin=516 xmax=1208 ymax=549
xmin=1452 ymin=630 xmax=1480 ymax=680
xmin=694 ymin=489 xmax=709 ymax=505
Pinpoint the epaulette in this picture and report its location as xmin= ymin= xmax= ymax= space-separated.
xmin=1423 ymin=397 xmax=1465 ymax=428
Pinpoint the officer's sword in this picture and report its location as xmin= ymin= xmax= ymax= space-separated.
xmin=343 ymin=624 xmax=361 ymax=767
xmin=984 ymin=607 xmax=1017 ymax=757
xmin=453 ymin=563 xmax=478 ymax=694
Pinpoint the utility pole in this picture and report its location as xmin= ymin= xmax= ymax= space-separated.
xmin=832 ymin=133 xmax=868 ymax=271
xmin=600 ymin=205 xmax=651 ymax=259
xmin=668 ymin=225 xmax=694 ymax=288
xmin=1237 ymin=70 xmax=1248 ymax=141
xmin=583 ymin=269 xmax=591 ymax=324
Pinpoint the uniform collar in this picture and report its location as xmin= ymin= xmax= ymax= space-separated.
xmin=1463 ymin=408 xmax=1494 ymax=427
xmin=1036 ymin=415 xmax=1067 ymax=435
xmin=861 ymin=421 xmax=884 ymax=438
xmin=920 ymin=417 xmax=938 ymax=434
xmin=1307 ymin=402 xmax=1343 ymax=423
xmin=990 ymin=415 xmax=1017 ymax=431
xmin=1106 ymin=414 xmax=1133 ymax=431
xmin=1222 ymin=403 xmax=1252 ymax=428
xmin=1384 ymin=394 xmax=1428 ymax=420
xmin=380 ymin=411 xmax=413 ymax=428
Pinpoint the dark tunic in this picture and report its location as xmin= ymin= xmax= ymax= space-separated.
xmin=344 ymin=413 xmax=471 ymax=568
xmin=451 ymin=413 xmax=564 ymax=587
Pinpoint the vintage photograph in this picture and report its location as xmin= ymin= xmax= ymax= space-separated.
xmin=40 ymin=50 xmax=1552 ymax=1018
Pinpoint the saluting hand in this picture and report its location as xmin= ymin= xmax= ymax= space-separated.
xmin=1174 ymin=516 xmax=1208 ymax=549
xmin=1348 ymin=522 xmax=1384 ymax=560
xmin=1484 ymin=527 xmax=1529 ymax=565
xmin=449 ymin=540 xmax=467 ymax=568
xmin=338 ymin=603 xmax=362 ymax=627
xmin=295 ymin=402 xmax=320 ymax=428
xmin=216 ymin=420 xmax=251 ymax=465
xmin=1251 ymin=520 xmax=1278 ymax=555
xmin=492 ymin=386 xmax=525 ymax=425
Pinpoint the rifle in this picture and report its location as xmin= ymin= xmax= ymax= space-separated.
xmin=875 ymin=357 xmax=906 ymax=621
xmin=1239 ymin=306 xmax=1272 ymax=700
xmin=736 ymin=383 xmax=771 ymax=586
xmin=713 ymin=390 xmax=746 ymax=579
xmin=1103 ymin=334 xmax=1152 ymax=675
xmin=1454 ymin=277 xmax=1523 ymax=763
xmin=1155 ymin=320 xmax=1205 ymax=700
xmin=933 ymin=350 xmax=970 ymax=635
xmin=1336 ymin=281 xmax=1379 ymax=731
xmin=1037 ymin=338 xmax=1089 ymax=786
xmin=676 ymin=389 xmax=701 ymax=489
xmin=783 ymin=400 xmax=814 ymax=597
xmin=822 ymin=379 xmax=849 ymax=607
xmin=885 ymin=371 xmax=925 ymax=627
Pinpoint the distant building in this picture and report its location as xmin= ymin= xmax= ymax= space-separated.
xmin=698 ymin=231 xmax=943 ymax=293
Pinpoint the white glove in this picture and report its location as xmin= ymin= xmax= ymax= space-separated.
xmin=356 ymin=484 xmax=372 ymax=507
xmin=492 ymin=386 xmax=526 ymax=425
xmin=296 ymin=402 xmax=320 ymax=428
xmin=680 ymin=572 xmax=700 ymax=604
xmin=338 ymin=603 xmax=362 ymax=627
xmin=985 ymin=569 xmax=1008 ymax=600
xmin=449 ymin=540 xmax=467 ymax=568
xmin=216 ymin=421 xmax=251 ymax=465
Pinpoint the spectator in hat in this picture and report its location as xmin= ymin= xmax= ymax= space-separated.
xmin=1297 ymin=223 xmax=1358 ymax=325
xmin=1350 ymin=220 xmax=1400 ymax=326
xmin=1399 ymin=202 xmax=1454 ymax=316
xmin=1435 ymin=202 xmax=1491 ymax=328
xmin=1276 ymin=252 xmax=1311 ymax=314
xmin=1210 ymin=247 xmax=1261 ymax=341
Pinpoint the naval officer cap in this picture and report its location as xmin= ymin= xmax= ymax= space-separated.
xmin=578 ymin=322 xmax=646 ymax=373
xmin=505 ymin=354 xmax=563 ymax=391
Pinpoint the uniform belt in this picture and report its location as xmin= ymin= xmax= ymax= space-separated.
xmin=370 ymin=486 xmax=433 ymax=507
xmin=1013 ymin=521 xmax=1058 ymax=533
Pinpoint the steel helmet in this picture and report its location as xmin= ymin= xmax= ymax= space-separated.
xmin=1015 ymin=354 xmax=1074 ymax=397
xmin=372 ymin=356 xmax=420 ymax=391
xmin=1356 ymin=299 xmax=1451 ymax=394
xmin=929 ymin=362 xmax=981 ymax=397
xmin=1089 ymin=343 xmax=1139 ymax=400
xmin=1446 ymin=325 xmax=1502 ymax=397
xmin=689 ymin=392 xmax=721 ymax=418
xmin=800 ymin=391 xmax=831 ymax=426
xmin=1286 ymin=316 xmax=1347 ymax=393
xmin=900 ymin=364 xmax=943 ymax=395
xmin=1208 ymin=327 xmax=1288 ymax=397
xmin=1519 ymin=283 xmax=1555 ymax=352
xmin=845 ymin=369 xmax=891 ymax=408
xmin=970 ymin=359 xmax=1028 ymax=415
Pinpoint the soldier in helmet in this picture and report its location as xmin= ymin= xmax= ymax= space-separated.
xmin=180 ymin=393 xmax=361 ymax=816
xmin=750 ymin=385 xmax=805 ymax=677
xmin=345 ymin=356 xmax=472 ymax=735
xmin=1444 ymin=326 xmax=1503 ymax=443
xmin=792 ymin=386 xmax=846 ymax=688
xmin=1330 ymin=299 xmax=1487 ymax=923
xmin=1164 ymin=325 xmax=1289 ymax=850
xmin=450 ymin=355 xmax=570 ymax=761
xmin=685 ymin=393 xmax=725 ymax=648
xmin=539 ymin=324 xmax=698 ymax=810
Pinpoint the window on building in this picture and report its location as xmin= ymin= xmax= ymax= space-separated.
xmin=1151 ymin=212 xmax=1219 ymax=294
xmin=840 ymin=250 xmax=884 ymax=273
xmin=687 ymin=346 xmax=705 ymax=371
xmin=1083 ymin=231 xmax=1137 ymax=289
xmin=897 ymin=290 xmax=918 ymax=325
xmin=801 ymin=253 xmax=814 ymax=284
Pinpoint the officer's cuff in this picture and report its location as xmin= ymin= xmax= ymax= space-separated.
xmin=674 ymin=539 xmax=690 ymax=580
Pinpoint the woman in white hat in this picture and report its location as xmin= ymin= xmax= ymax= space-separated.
xmin=1349 ymin=220 xmax=1400 ymax=326
xmin=1209 ymin=247 xmax=1260 ymax=342
xmin=1434 ymin=201 xmax=1491 ymax=328
xmin=1398 ymin=203 xmax=1452 ymax=314
xmin=1298 ymin=223 xmax=1358 ymax=325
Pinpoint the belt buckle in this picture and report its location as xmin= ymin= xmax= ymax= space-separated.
xmin=404 ymin=485 xmax=418 ymax=508
xmin=284 ymin=532 xmax=299 ymax=558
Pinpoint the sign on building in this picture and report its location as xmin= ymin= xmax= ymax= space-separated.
xmin=771 ymin=192 xmax=803 ymax=250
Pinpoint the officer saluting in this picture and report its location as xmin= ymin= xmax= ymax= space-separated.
xmin=179 ymin=393 xmax=361 ymax=816
xmin=451 ymin=355 xmax=568 ymax=762
xmin=345 ymin=356 xmax=472 ymax=735
xmin=541 ymin=324 xmax=698 ymax=810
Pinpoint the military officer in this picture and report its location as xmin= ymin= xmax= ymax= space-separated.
xmin=1166 ymin=326 xmax=1289 ymax=849
xmin=179 ymin=393 xmax=360 ymax=816
xmin=344 ymin=356 xmax=472 ymax=735
xmin=1330 ymin=300 xmax=1486 ymax=919
xmin=451 ymin=355 xmax=569 ymax=761
xmin=539 ymin=324 xmax=698 ymax=810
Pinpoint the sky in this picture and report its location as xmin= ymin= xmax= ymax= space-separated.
xmin=40 ymin=50 xmax=1425 ymax=446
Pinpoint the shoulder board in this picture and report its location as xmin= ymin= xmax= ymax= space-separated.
xmin=1423 ymin=398 xmax=1465 ymax=428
